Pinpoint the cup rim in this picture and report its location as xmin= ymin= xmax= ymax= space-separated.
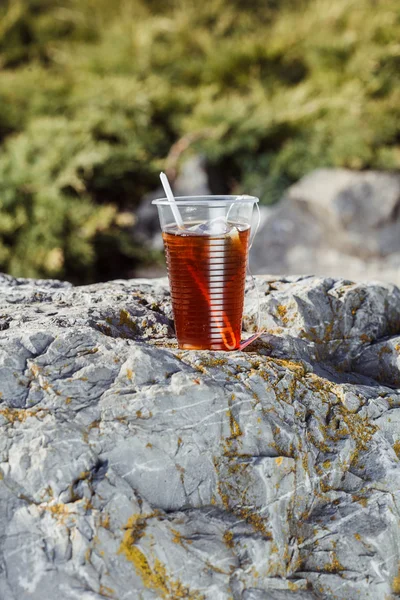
xmin=152 ymin=194 xmax=259 ymax=206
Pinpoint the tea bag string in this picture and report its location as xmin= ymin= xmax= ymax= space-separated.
xmin=239 ymin=201 xmax=265 ymax=351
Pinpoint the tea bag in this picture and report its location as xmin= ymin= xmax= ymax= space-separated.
xmin=187 ymin=216 xmax=235 ymax=235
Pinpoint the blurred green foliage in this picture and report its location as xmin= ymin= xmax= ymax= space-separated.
xmin=0 ymin=0 xmax=399 ymax=281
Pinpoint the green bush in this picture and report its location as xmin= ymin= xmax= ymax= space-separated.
xmin=0 ymin=0 xmax=399 ymax=281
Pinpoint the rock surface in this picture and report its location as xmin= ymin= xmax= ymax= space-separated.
xmin=1 ymin=273 xmax=400 ymax=599
xmin=251 ymin=169 xmax=400 ymax=284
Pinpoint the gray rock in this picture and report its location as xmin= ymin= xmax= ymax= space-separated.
xmin=173 ymin=155 xmax=211 ymax=197
xmin=1 ymin=273 xmax=400 ymax=599
xmin=251 ymin=169 xmax=400 ymax=284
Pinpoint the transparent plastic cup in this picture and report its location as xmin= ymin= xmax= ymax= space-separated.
xmin=152 ymin=195 xmax=259 ymax=351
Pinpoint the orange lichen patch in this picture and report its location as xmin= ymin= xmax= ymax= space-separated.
xmin=228 ymin=412 xmax=242 ymax=441
xmin=272 ymin=358 xmax=307 ymax=378
xmin=324 ymin=552 xmax=345 ymax=573
xmin=394 ymin=580 xmax=400 ymax=595
xmin=100 ymin=513 xmax=111 ymax=529
xmin=198 ymin=356 xmax=228 ymax=369
xmin=41 ymin=501 xmax=78 ymax=525
xmin=0 ymin=407 xmax=48 ymax=424
xmin=339 ymin=412 xmax=377 ymax=452
xmin=360 ymin=333 xmax=372 ymax=343
xmin=46 ymin=503 xmax=69 ymax=516
xmin=83 ymin=497 xmax=94 ymax=512
xmin=30 ymin=363 xmax=41 ymax=377
xmin=204 ymin=560 xmax=228 ymax=575
xmin=319 ymin=481 xmax=331 ymax=493
xmin=65 ymin=397 xmax=72 ymax=404
xmin=171 ymin=528 xmax=182 ymax=545
xmin=124 ymin=549 xmax=203 ymax=599
xmin=287 ymin=581 xmax=299 ymax=591
xmin=119 ymin=310 xmax=138 ymax=333
xmin=222 ymin=396 xmax=243 ymax=455
xmin=352 ymin=495 xmax=368 ymax=507
xmin=193 ymin=378 xmax=201 ymax=385
xmin=275 ymin=457 xmax=284 ymax=466
xmin=354 ymin=533 xmax=362 ymax=541
xmin=170 ymin=528 xmax=192 ymax=546
xmin=312 ymin=390 xmax=378 ymax=458
xmin=392 ymin=565 xmax=400 ymax=594
xmin=237 ymin=507 xmax=271 ymax=538
xmin=276 ymin=305 xmax=289 ymax=325
xmin=176 ymin=463 xmax=185 ymax=475
xmin=119 ymin=514 xmax=151 ymax=548
xmin=118 ymin=515 xmax=203 ymax=599
xmin=84 ymin=420 xmax=100 ymax=441
xmin=126 ymin=369 xmax=133 ymax=380
xmin=306 ymin=372 xmax=335 ymax=397
xmin=223 ymin=530 xmax=234 ymax=549
xmin=299 ymin=321 xmax=334 ymax=344
xmin=393 ymin=441 xmax=400 ymax=458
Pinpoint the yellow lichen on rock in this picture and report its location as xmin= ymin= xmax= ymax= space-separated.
xmin=118 ymin=515 xmax=204 ymax=599
xmin=287 ymin=581 xmax=299 ymax=591
xmin=100 ymin=513 xmax=111 ymax=529
xmin=393 ymin=565 xmax=400 ymax=594
xmin=118 ymin=310 xmax=138 ymax=333
xmin=228 ymin=411 xmax=242 ymax=441
xmin=276 ymin=305 xmax=289 ymax=325
xmin=223 ymin=530 xmax=234 ymax=549
xmin=324 ymin=552 xmax=345 ymax=573
xmin=0 ymin=407 xmax=48 ymax=424
xmin=393 ymin=441 xmax=400 ymax=458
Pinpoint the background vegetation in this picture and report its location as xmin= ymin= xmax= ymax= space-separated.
xmin=0 ymin=0 xmax=399 ymax=282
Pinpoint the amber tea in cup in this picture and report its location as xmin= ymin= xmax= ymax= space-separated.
xmin=153 ymin=196 xmax=259 ymax=351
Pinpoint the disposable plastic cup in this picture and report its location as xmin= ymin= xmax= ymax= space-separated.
xmin=152 ymin=195 xmax=259 ymax=351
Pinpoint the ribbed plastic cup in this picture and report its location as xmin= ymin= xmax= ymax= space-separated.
xmin=152 ymin=195 xmax=259 ymax=351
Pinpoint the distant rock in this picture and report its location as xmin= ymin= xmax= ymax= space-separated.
xmin=251 ymin=169 xmax=400 ymax=284
xmin=173 ymin=155 xmax=211 ymax=197
xmin=1 ymin=273 xmax=400 ymax=599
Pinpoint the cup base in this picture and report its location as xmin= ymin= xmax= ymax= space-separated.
xmin=178 ymin=342 xmax=240 ymax=351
